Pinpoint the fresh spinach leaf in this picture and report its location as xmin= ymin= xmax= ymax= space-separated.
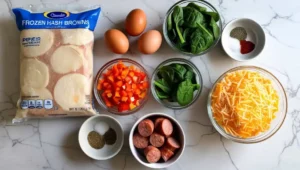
xmin=168 ymin=29 xmax=177 ymax=41
xmin=190 ymin=24 xmax=214 ymax=54
xmin=159 ymin=66 xmax=174 ymax=86
xmin=187 ymin=2 xmax=207 ymax=12
xmin=167 ymin=13 xmax=173 ymax=31
xmin=210 ymin=17 xmax=220 ymax=40
xmin=175 ymin=42 xmax=189 ymax=53
xmin=182 ymin=28 xmax=193 ymax=42
xmin=172 ymin=6 xmax=185 ymax=44
xmin=170 ymin=64 xmax=187 ymax=81
xmin=183 ymin=7 xmax=204 ymax=28
xmin=155 ymin=89 xmax=169 ymax=99
xmin=179 ymin=19 xmax=184 ymax=26
xmin=176 ymin=79 xmax=196 ymax=106
xmin=185 ymin=71 xmax=194 ymax=81
xmin=182 ymin=64 xmax=197 ymax=84
xmin=154 ymin=79 xmax=171 ymax=94
xmin=202 ymin=11 xmax=220 ymax=22
xmin=193 ymin=84 xmax=200 ymax=91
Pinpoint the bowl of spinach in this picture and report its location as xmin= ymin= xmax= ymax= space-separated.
xmin=163 ymin=0 xmax=222 ymax=56
xmin=151 ymin=58 xmax=203 ymax=109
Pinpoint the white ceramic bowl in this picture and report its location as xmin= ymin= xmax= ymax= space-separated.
xmin=78 ymin=115 xmax=124 ymax=160
xmin=129 ymin=113 xmax=185 ymax=169
xmin=222 ymin=18 xmax=266 ymax=61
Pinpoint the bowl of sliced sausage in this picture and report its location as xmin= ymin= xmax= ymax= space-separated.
xmin=129 ymin=113 xmax=185 ymax=169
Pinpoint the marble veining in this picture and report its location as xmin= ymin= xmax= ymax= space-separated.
xmin=0 ymin=0 xmax=300 ymax=170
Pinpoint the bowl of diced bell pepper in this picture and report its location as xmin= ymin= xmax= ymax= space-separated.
xmin=94 ymin=58 xmax=150 ymax=115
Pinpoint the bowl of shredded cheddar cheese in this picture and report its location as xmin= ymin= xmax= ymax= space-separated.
xmin=207 ymin=66 xmax=287 ymax=143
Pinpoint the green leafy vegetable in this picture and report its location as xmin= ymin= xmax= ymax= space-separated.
xmin=190 ymin=24 xmax=214 ymax=53
xmin=203 ymin=11 xmax=220 ymax=22
xmin=170 ymin=64 xmax=187 ymax=81
xmin=168 ymin=29 xmax=177 ymax=41
xmin=187 ymin=2 xmax=207 ymax=12
xmin=167 ymin=4 xmax=220 ymax=54
xmin=154 ymin=79 xmax=171 ymax=94
xmin=172 ymin=6 xmax=185 ymax=44
xmin=183 ymin=64 xmax=196 ymax=84
xmin=177 ymin=79 xmax=199 ymax=106
xmin=154 ymin=63 xmax=200 ymax=106
xmin=159 ymin=66 xmax=174 ymax=86
xmin=167 ymin=12 xmax=173 ymax=31
xmin=182 ymin=28 xmax=193 ymax=42
xmin=183 ymin=7 xmax=204 ymax=28
xmin=155 ymin=89 xmax=169 ymax=99
xmin=210 ymin=17 xmax=220 ymax=40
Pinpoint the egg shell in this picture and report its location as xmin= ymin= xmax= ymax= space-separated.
xmin=138 ymin=30 xmax=162 ymax=54
xmin=125 ymin=9 xmax=147 ymax=36
xmin=104 ymin=29 xmax=129 ymax=54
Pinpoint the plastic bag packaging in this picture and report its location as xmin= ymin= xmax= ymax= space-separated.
xmin=12 ymin=5 xmax=101 ymax=123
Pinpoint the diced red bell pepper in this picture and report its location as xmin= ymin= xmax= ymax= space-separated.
xmin=121 ymin=90 xmax=127 ymax=97
xmin=134 ymin=89 xmax=141 ymax=95
xmin=116 ymin=76 xmax=122 ymax=80
xmin=118 ymin=103 xmax=129 ymax=112
xmin=121 ymin=96 xmax=128 ymax=102
xmin=107 ymin=93 xmax=112 ymax=98
xmin=128 ymin=71 xmax=135 ymax=78
xmin=125 ymin=83 xmax=132 ymax=92
xmin=125 ymin=76 xmax=132 ymax=83
xmin=113 ymin=96 xmax=120 ymax=105
xmin=102 ymin=96 xmax=112 ymax=108
xmin=139 ymin=92 xmax=146 ymax=98
xmin=121 ymin=69 xmax=129 ymax=78
xmin=112 ymin=64 xmax=119 ymax=76
xmin=107 ymin=75 xmax=114 ymax=83
xmin=129 ymin=103 xmax=137 ymax=110
xmin=132 ymin=76 xmax=138 ymax=83
xmin=127 ymin=92 xmax=133 ymax=98
xmin=98 ymin=60 xmax=149 ymax=112
xmin=115 ymin=91 xmax=120 ymax=97
xmin=129 ymin=65 xmax=135 ymax=70
xmin=132 ymin=83 xmax=137 ymax=90
xmin=142 ymin=82 xmax=148 ymax=88
xmin=116 ymin=81 xmax=123 ymax=87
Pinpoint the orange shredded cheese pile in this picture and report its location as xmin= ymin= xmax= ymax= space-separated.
xmin=211 ymin=70 xmax=279 ymax=138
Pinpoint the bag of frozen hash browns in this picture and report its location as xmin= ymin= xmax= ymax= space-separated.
xmin=12 ymin=6 xmax=101 ymax=123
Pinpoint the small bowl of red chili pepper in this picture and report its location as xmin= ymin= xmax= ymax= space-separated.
xmin=221 ymin=18 xmax=266 ymax=61
xmin=94 ymin=58 xmax=150 ymax=115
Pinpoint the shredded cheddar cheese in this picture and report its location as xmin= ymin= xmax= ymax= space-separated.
xmin=211 ymin=70 xmax=279 ymax=138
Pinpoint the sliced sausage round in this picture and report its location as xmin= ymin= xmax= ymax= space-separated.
xmin=144 ymin=145 xmax=161 ymax=163
xmin=158 ymin=119 xmax=173 ymax=136
xmin=138 ymin=119 xmax=154 ymax=137
xmin=154 ymin=117 xmax=165 ymax=129
xmin=165 ymin=137 xmax=180 ymax=152
xmin=133 ymin=133 xmax=148 ymax=149
xmin=161 ymin=147 xmax=174 ymax=162
xmin=150 ymin=132 xmax=165 ymax=147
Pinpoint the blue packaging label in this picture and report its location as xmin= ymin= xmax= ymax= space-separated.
xmin=12 ymin=7 xmax=101 ymax=31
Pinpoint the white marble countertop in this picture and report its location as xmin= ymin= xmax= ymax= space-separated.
xmin=1 ymin=0 xmax=300 ymax=170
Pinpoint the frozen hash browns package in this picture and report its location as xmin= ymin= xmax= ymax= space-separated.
xmin=12 ymin=6 xmax=101 ymax=123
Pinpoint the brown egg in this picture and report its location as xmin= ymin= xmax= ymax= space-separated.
xmin=104 ymin=29 xmax=129 ymax=54
xmin=138 ymin=30 xmax=162 ymax=54
xmin=125 ymin=9 xmax=147 ymax=36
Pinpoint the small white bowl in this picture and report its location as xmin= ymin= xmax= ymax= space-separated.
xmin=129 ymin=113 xmax=185 ymax=169
xmin=221 ymin=18 xmax=266 ymax=61
xmin=78 ymin=115 xmax=124 ymax=160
